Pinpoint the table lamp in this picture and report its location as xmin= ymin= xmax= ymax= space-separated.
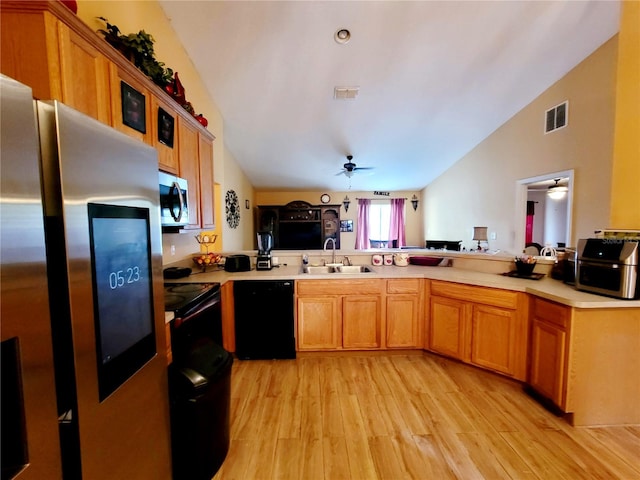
xmin=472 ymin=227 xmax=488 ymax=251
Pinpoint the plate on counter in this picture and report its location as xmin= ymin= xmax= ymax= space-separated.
xmin=501 ymin=271 xmax=545 ymax=280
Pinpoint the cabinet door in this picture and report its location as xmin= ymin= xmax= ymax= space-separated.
xmin=198 ymin=133 xmax=215 ymax=229
xmin=109 ymin=64 xmax=151 ymax=143
xmin=386 ymin=294 xmax=421 ymax=348
xmin=297 ymin=296 xmax=341 ymax=350
xmin=529 ymin=318 xmax=567 ymax=408
xmin=470 ymin=304 xmax=517 ymax=376
xmin=343 ymin=295 xmax=381 ymax=349
xmin=177 ymin=117 xmax=201 ymax=229
xmin=58 ymin=23 xmax=111 ymax=124
xmin=429 ymin=296 xmax=469 ymax=361
xmin=151 ymin=96 xmax=179 ymax=174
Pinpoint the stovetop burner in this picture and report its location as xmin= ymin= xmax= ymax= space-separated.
xmin=164 ymin=282 xmax=220 ymax=316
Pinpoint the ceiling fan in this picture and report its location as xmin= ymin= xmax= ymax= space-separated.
xmin=335 ymin=155 xmax=374 ymax=178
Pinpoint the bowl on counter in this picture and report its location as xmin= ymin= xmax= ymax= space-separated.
xmin=514 ymin=255 xmax=537 ymax=275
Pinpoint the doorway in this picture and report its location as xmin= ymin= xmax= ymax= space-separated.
xmin=514 ymin=170 xmax=574 ymax=252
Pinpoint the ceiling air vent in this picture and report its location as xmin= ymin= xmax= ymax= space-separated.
xmin=545 ymin=101 xmax=568 ymax=133
xmin=334 ymin=86 xmax=359 ymax=100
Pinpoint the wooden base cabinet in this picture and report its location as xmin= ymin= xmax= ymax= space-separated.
xmin=429 ymin=295 xmax=469 ymax=361
xmin=528 ymin=298 xmax=570 ymax=409
xmin=385 ymin=279 xmax=423 ymax=349
xmin=343 ymin=296 xmax=381 ymax=349
xmin=297 ymin=295 xmax=341 ymax=350
xmin=296 ymin=279 xmax=382 ymax=351
xmin=527 ymin=298 xmax=640 ymax=426
xmin=427 ymin=280 xmax=529 ymax=380
xmin=529 ymin=317 xmax=567 ymax=408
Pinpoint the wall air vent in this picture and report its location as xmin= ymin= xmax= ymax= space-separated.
xmin=334 ymin=87 xmax=359 ymax=100
xmin=545 ymin=101 xmax=568 ymax=133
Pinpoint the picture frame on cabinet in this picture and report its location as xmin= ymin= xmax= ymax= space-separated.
xmin=157 ymin=107 xmax=174 ymax=147
xmin=121 ymin=82 xmax=146 ymax=133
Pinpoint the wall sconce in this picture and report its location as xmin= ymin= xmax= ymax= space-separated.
xmin=343 ymin=196 xmax=350 ymax=212
xmin=472 ymin=226 xmax=488 ymax=251
xmin=411 ymin=195 xmax=419 ymax=211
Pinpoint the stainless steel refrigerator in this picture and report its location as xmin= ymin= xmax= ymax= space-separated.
xmin=1 ymin=74 xmax=172 ymax=479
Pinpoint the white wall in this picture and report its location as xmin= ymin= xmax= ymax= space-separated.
xmin=544 ymin=194 xmax=568 ymax=247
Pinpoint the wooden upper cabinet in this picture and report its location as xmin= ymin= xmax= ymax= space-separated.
xmin=57 ymin=23 xmax=111 ymax=123
xmin=109 ymin=64 xmax=151 ymax=143
xmin=198 ymin=134 xmax=215 ymax=228
xmin=1 ymin=7 xmax=110 ymax=123
xmin=177 ymin=117 xmax=201 ymax=229
xmin=1 ymin=9 xmax=60 ymax=100
xmin=152 ymin=96 xmax=179 ymax=174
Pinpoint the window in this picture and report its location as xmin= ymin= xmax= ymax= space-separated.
xmin=369 ymin=201 xmax=391 ymax=246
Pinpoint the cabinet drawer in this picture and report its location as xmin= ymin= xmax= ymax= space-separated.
xmin=431 ymin=280 xmax=518 ymax=309
xmin=297 ymin=279 xmax=381 ymax=296
xmin=532 ymin=297 xmax=570 ymax=328
xmin=387 ymin=278 xmax=421 ymax=294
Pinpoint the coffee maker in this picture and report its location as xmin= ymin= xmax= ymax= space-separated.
xmin=256 ymin=231 xmax=274 ymax=270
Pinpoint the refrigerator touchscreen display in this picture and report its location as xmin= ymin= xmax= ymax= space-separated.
xmin=88 ymin=203 xmax=156 ymax=400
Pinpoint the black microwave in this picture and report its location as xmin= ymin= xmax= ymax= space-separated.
xmin=159 ymin=171 xmax=189 ymax=228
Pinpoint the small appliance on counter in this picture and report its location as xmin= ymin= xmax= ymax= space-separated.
xmin=256 ymin=231 xmax=274 ymax=270
xmin=576 ymin=238 xmax=639 ymax=299
xmin=163 ymin=266 xmax=192 ymax=279
xmin=224 ymin=254 xmax=251 ymax=272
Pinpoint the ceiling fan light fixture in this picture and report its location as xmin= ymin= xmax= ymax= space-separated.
xmin=547 ymin=178 xmax=568 ymax=199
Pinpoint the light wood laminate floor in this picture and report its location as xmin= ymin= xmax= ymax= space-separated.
xmin=213 ymin=352 xmax=640 ymax=479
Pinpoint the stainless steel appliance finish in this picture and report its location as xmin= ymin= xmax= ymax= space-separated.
xmin=1 ymin=74 xmax=63 ymax=479
xmin=563 ymin=247 xmax=577 ymax=285
xmin=576 ymin=238 xmax=639 ymax=299
xmin=1 ymin=75 xmax=172 ymax=479
xmin=159 ymin=171 xmax=189 ymax=229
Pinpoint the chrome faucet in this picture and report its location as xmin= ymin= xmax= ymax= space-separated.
xmin=323 ymin=237 xmax=337 ymax=264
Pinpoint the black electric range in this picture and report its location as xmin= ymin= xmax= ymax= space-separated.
xmin=164 ymin=282 xmax=221 ymax=319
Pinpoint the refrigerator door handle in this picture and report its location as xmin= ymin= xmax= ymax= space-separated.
xmin=170 ymin=181 xmax=185 ymax=222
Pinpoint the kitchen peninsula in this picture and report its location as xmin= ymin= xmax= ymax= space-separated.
xmin=165 ymin=248 xmax=640 ymax=428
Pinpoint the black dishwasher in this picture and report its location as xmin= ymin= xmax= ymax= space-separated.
xmin=234 ymin=280 xmax=296 ymax=359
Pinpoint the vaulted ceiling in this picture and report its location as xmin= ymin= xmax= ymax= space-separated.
xmin=159 ymin=1 xmax=620 ymax=192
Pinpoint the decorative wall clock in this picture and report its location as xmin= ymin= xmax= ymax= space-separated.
xmin=225 ymin=190 xmax=240 ymax=228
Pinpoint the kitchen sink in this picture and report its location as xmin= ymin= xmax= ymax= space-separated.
xmin=301 ymin=265 xmax=333 ymax=274
xmin=335 ymin=265 xmax=374 ymax=273
xmin=300 ymin=265 xmax=375 ymax=274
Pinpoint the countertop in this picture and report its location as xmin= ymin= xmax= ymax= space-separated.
xmin=168 ymin=263 xmax=640 ymax=309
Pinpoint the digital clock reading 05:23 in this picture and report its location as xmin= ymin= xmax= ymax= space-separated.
xmin=107 ymin=266 xmax=141 ymax=289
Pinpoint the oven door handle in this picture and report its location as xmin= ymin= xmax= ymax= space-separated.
xmin=578 ymin=259 xmax=621 ymax=269
xmin=173 ymin=292 xmax=221 ymax=327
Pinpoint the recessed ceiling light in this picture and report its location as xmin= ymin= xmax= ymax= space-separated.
xmin=334 ymin=28 xmax=351 ymax=44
